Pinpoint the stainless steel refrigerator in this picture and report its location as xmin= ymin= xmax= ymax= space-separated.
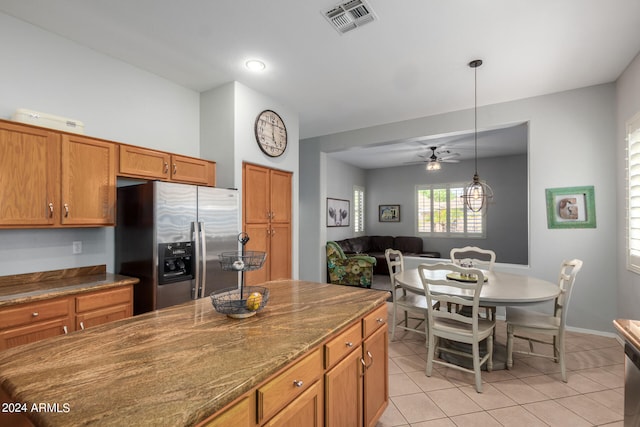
xmin=115 ymin=181 xmax=239 ymax=315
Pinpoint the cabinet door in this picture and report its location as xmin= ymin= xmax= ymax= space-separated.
xmin=363 ymin=326 xmax=388 ymax=427
xmin=61 ymin=134 xmax=116 ymax=226
xmin=0 ymin=122 xmax=60 ymax=226
xmin=263 ymin=380 xmax=323 ymax=427
xmin=201 ymin=396 xmax=252 ymax=427
xmin=171 ymin=155 xmax=212 ymax=186
xmin=269 ymin=222 xmax=291 ymax=280
xmin=325 ymin=348 xmax=363 ymax=427
xmin=270 ymin=169 xmax=291 ymax=223
xmin=243 ymin=223 xmax=269 ymax=285
xmin=119 ymin=145 xmax=170 ymax=180
xmin=0 ymin=318 xmax=70 ymax=351
xmin=243 ymin=164 xmax=270 ymax=223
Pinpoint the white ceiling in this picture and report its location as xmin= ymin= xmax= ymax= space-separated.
xmin=1 ymin=0 xmax=639 ymax=163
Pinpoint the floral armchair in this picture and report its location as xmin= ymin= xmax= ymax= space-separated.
xmin=326 ymin=241 xmax=377 ymax=288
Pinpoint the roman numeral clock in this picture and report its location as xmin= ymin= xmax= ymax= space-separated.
xmin=254 ymin=109 xmax=288 ymax=158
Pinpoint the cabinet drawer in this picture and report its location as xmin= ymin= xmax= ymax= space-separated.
xmin=0 ymin=318 xmax=70 ymax=350
xmin=76 ymin=304 xmax=132 ymax=330
xmin=75 ymin=286 xmax=132 ymax=313
xmin=324 ymin=321 xmax=362 ymax=369
xmin=0 ymin=298 xmax=71 ymax=330
xmin=362 ymin=304 xmax=387 ymax=339
xmin=257 ymin=347 xmax=323 ymax=423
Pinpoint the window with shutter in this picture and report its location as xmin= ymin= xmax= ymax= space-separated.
xmin=627 ymin=112 xmax=640 ymax=274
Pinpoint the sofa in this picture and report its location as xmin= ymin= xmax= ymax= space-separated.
xmin=332 ymin=236 xmax=440 ymax=275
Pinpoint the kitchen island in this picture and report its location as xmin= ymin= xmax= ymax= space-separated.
xmin=0 ymin=280 xmax=390 ymax=426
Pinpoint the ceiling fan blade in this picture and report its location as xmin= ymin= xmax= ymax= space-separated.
xmin=440 ymin=159 xmax=460 ymax=163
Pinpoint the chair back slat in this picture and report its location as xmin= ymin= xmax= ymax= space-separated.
xmin=555 ymin=259 xmax=583 ymax=323
xmin=418 ymin=263 xmax=485 ymax=331
xmin=385 ymin=249 xmax=404 ymax=288
xmin=450 ymin=246 xmax=496 ymax=271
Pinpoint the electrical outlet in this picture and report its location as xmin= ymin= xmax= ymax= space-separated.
xmin=72 ymin=241 xmax=82 ymax=254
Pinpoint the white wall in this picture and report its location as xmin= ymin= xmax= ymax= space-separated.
xmin=0 ymin=13 xmax=196 ymax=275
xmin=200 ymin=82 xmax=301 ymax=279
xmin=616 ymin=52 xmax=640 ymax=320
xmin=325 ymin=156 xmax=367 ymax=242
xmin=301 ymin=83 xmax=617 ymax=333
xmin=365 ymin=154 xmax=528 ymax=264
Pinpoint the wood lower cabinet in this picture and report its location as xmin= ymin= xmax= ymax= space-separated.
xmin=118 ymin=144 xmax=216 ymax=186
xmin=0 ymin=297 xmax=73 ymax=351
xmin=324 ymin=303 xmax=388 ymax=427
xmin=0 ymin=285 xmax=133 ymax=350
xmin=197 ymin=304 xmax=388 ymax=427
xmin=74 ymin=286 xmax=133 ymax=330
xmin=243 ymin=163 xmax=292 ymax=285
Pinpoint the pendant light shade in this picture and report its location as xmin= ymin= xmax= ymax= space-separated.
xmin=461 ymin=59 xmax=493 ymax=212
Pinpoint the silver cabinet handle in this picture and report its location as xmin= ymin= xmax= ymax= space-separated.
xmin=292 ymin=380 xmax=303 ymax=388
xmin=48 ymin=203 xmax=54 ymax=218
xmin=366 ymin=351 xmax=374 ymax=369
xmin=271 ymin=211 xmax=275 ymax=219
xmin=346 ymin=342 xmax=354 ymax=348
xmin=80 ymin=322 xmax=85 ymax=330
xmin=173 ymin=163 xmax=177 ymax=175
xmin=32 ymin=312 xmax=39 ymax=317
xmin=376 ymin=317 xmax=385 ymax=324
xmin=63 ymin=326 xmax=68 ymax=334
xmin=163 ymin=161 xmax=169 ymax=174
xmin=266 ymin=211 xmax=271 ymax=219
xmin=271 ymin=228 xmax=276 ymax=236
xmin=63 ymin=203 xmax=69 ymax=217
xmin=360 ymin=358 xmax=367 ymax=377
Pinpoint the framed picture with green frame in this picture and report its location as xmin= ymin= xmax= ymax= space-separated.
xmin=545 ymin=185 xmax=596 ymax=229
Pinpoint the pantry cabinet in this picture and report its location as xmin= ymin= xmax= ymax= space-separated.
xmin=0 ymin=120 xmax=116 ymax=228
xmin=243 ymin=163 xmax=292 ymax=285
xmin=118 ymin=144 xmax=216 ymax=186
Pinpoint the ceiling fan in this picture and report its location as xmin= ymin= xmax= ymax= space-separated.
xmin=405 ymin=146 xmax=460 ymax=171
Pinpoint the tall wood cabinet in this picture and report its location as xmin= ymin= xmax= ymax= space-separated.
xmin=0 ymin=120 xmax=116 ymax=228
xmin=243 ymin=163 xmax=292 ymax=285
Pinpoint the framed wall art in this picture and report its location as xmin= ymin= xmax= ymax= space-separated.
xmin=327 ymin=198 xmax=350 ymax=227
xmin=545 ymin=186 xmax=596 ymax=229
xmin=379 ymin=204 xmax=400 ymax=222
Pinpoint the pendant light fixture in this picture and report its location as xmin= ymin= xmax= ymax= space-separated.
xmin=462 ymin=59 xmax=493 ymax=212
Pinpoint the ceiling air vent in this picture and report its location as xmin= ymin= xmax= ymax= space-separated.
xmin=324 ymin=0 xmax=377 ymax=34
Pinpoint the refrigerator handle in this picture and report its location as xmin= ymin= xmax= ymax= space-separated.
xmin=192 ymin=221 xmax=201 ymax=299
xmin=199 ymin=221 xmax=207 ymax=298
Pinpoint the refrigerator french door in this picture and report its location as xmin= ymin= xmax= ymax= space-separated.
xmin=115 ymin=181 xmax=239 ymax=315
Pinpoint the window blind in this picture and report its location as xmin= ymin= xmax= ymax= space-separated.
xmin=353 ymin=186 xmax=365 ymax=233
xmin=627 ymin=113 xmax=640 ymax=273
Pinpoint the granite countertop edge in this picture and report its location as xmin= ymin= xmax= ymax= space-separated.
xmin=614 ymin=318 xmax=640 ymax=352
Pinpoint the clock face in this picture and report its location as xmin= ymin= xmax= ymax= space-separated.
xmin=255 ymin=110 xmax=287 ymax=157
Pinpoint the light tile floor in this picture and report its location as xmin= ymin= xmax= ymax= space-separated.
xmin=377 ymin=301 xmax=625 ymax=427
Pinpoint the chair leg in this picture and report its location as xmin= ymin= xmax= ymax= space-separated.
xmin=426 ymin=334 xmax=435 ymax=377
xmin=486 ymin=333 xmax=494 ymax=372
xmin=472 ymin=340 xmax=482 ymax=393
xmin=506 ymin=325 xmax=514 ymax=370
xmin=558 ymin=333 xmax=567 ymax=382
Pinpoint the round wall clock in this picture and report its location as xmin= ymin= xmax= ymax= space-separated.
xmin=254 ymin=109 xmax=288 ymax=157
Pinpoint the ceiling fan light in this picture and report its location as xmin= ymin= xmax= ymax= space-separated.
xmin=426 ymin=161 xmax=441 ymax=171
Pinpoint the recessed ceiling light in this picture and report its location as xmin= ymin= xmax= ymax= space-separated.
xmin=245 ymin=59 xmax=266 ymax=72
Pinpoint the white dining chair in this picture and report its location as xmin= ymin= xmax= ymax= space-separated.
xmin=450 ymin=246 xmax=496 ymax=320
xmin=505 ymin=259 xmax=583 ymax=382
xmin=385 ymin=249 xmax=430 ymax=340
xmin=418 ymin=262 xmax=495 ymax=393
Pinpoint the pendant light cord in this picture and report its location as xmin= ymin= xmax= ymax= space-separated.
xmin=474 ymin=62 xmax=478 ymax=175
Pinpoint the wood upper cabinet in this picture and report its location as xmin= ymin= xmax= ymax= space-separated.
xmin=243 ymin=163 xmax=292 ymax=285
xmin=0 ymin=120 xmax=116 ymax=228
xmin=118 ymin=144 xmax=216 ymax=187
xmin=61 ymin=134 xmax=116 ymax=226
xmin=0 ymin=121 xmax=60 ymax=226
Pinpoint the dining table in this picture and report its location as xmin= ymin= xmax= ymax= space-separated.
xmin=393 ymin=267 xmax=560 ymax=369
xmin=394 ymin=268 xmax=561 ymax=307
